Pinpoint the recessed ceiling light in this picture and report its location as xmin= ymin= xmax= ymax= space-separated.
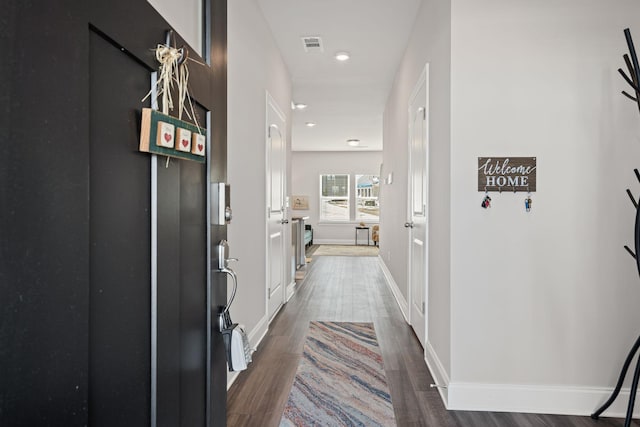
xmin=347 ymin=139 xmax=360 ymax=147
xmin=294 ymin=103 xmax=307 ymax=110
xmin=335 ymin=52 xmax=350 ymax=61
xmin=305 ymin=122 xmax=316 ymax=127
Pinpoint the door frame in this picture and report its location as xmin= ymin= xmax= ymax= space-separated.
xmin=406 ymin=63 xmax=430 ymax=349
xmin=265 ymin=91 xmax=288 ymax=321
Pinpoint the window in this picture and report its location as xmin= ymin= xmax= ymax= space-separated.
xmin=356 ymin=175 xmax=380 ymax=221
xmin=319 ymin=174 xmax=350 ymax=221
xmin=318 ymin=174 xmax=380 ymax=222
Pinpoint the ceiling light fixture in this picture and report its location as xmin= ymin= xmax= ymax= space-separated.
xmin=335 ymin=52 xmax=350 ymax=61
xmin=294 ymin=103 xmax=307 ymax=110
xmin=347 ymin=139 xmax=360 ymax=147
xmin=305 ymin=122 xmax=316 ymax=127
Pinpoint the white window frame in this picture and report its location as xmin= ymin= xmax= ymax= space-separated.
xmin=319 ymin=174 xmax=350 ymax=222
xmin=355 ymin=174 xmax=380 ymax=222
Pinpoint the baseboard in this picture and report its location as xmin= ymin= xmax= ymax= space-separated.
xmin=226 ymin=315 xmax=270 ymax=390
xmin=249 ymin=315 xmax=269 ymax=349
xmin=378 ymin=256 xmax=450 ymax=406
xmin=447 ymin=381 xmax=640 ymax=418
xmin=377 ymin=257 xmax=640 ymax=419
xmin=425 ymin=340 xmax=450 ymax=407
xmin=286 ymin=280 xmax=296 ymax=302
xmin=377 ymin=255 xmax=408 ymax=322
xmin=313 ymin=238 xmax=356 ymax=245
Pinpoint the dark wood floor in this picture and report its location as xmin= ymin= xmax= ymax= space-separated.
xmin=227 ymin=255 xmax=637 ymax=427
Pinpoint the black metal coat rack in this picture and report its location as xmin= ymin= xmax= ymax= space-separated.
xmin=591 ymin=28 xmax=640 ymax=427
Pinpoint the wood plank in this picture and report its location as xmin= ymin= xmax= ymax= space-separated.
xmin=227 ymin=255 xmax=638 ymax=427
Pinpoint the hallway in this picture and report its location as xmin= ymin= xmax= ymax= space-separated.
xmin=226 ymin=255 xmax=635 ymax=427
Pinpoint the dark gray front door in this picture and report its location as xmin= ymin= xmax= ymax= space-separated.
xmin=1 ymin=1 xmax=228 ymax=426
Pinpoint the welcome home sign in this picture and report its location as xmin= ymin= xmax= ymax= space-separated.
xmin=477 ymin=157 xmax=536 ymax=192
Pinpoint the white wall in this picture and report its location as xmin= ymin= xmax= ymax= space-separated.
xmin=448 ymin=0 xmax=640 ymax=416
xmin=382 ymin=0 xmax=452 ymax=388
xmin=291 ymin=151 xmax=382 ymax=244
xmin=228 ymin=0 xmax=292 ymax=351
xmin=146 ymin=0 xmax=203 ymax=56
xmin=384 ymin=0 xmax=640 ymax=416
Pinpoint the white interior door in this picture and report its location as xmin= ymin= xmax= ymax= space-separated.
xmin=406 ymin=65 xmax=429 ymax=348
xmin=266 ymin=94 xmax=287 ymax=321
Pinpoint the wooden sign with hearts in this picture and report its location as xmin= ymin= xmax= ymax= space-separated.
xmin=139 ymin=108 xmax=206 ymax=163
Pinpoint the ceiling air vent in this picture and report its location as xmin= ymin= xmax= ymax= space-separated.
xmin=301 ymin=36 xmax=324 ymax=53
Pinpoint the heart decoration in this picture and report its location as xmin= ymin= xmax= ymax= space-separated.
xmin=141 ymin=111 xmax=206 ymax=162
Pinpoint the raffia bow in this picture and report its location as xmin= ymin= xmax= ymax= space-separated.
xmin=142 ymin=43 xmax=201 ymax=132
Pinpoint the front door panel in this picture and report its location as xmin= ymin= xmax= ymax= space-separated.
xmin=89 ymin=30 xmax=152 ymax=426
xmin=2 ymin=1 xmax=228 ymax=426
xmin=87 ymin=2 xmax=226 ymax=425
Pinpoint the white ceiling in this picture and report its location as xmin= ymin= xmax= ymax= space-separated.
xmin=256 ymin=0 xmax=422 ymax=152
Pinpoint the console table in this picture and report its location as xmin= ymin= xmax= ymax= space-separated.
xmin=292 ymin=216 xmax=309 ymax=269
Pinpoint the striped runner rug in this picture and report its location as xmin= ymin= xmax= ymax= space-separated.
xmin=280 ymin=321 xmax=396 ymax=426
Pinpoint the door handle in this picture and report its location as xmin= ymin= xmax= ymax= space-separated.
xmin=404 ymin=222 xmax=414 ymax=228
xmin=280 ymin=219 xmax=289 ymax=224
